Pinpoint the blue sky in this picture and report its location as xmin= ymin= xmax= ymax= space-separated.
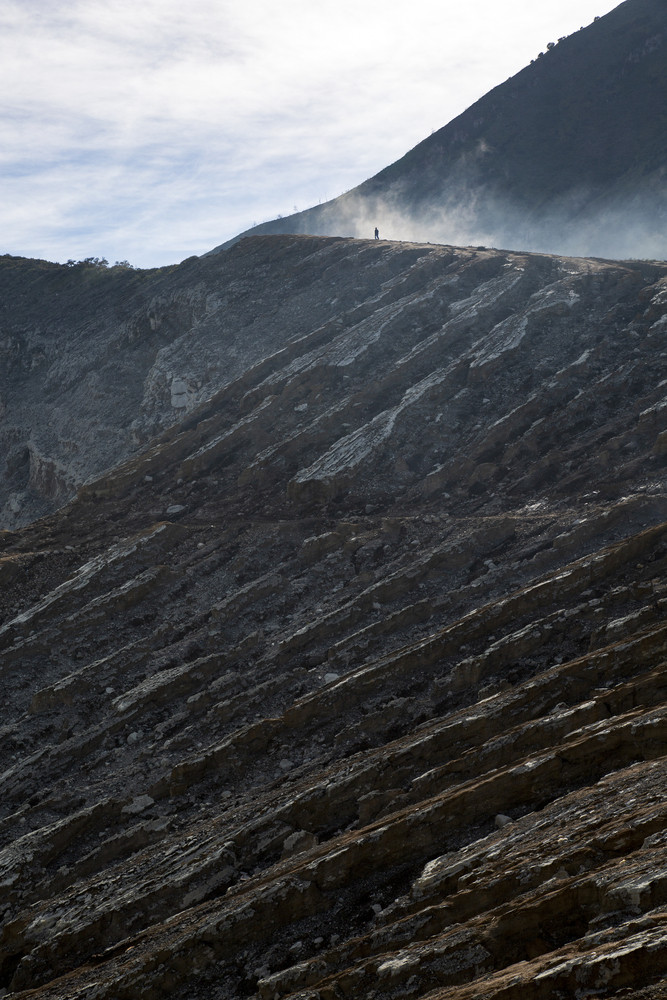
xmin=1 ymin=0 xmax=621 ymax=268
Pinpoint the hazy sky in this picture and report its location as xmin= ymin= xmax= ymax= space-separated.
xmin=2 ymin=0 xmax=621 ymax=268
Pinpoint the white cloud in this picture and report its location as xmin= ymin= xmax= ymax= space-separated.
xmin=0 ymin=0 xmax=622 ymax=266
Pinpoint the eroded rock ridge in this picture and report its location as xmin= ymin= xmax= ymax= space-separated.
xmin=1 ymin=235 xmax=667 ymax=999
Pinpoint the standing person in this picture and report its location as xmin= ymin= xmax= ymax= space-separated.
xmin=374 ymin=227 xmax=379 ymax=240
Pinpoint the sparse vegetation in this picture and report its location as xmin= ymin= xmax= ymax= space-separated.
xmin=65 ymin=257 xmax=136 ymax=270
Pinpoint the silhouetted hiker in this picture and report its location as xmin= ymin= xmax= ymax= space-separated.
xmin=374 ymin=227 xmax=379 ymax=240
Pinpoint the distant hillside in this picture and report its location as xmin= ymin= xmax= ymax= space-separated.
xmin=211 ymin=0 xmax=666 ymax=259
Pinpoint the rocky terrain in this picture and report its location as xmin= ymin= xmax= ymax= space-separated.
xmin=4 ymin=0 xmax=665 ymax=530
xmin=1 ymin=233 xmax=667 ymax=998
xmin=0 ymin=240 xmax=376 ymax=530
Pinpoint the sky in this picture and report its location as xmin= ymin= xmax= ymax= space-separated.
xmin=1 ymin=0 xmax=622 ymax=268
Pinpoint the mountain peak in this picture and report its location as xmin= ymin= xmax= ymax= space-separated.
xmin=211 ymin=0 xmax=666 ymax=260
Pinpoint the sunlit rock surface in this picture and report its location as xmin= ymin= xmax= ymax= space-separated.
xmin=1 ymin=235 xmax=667 ymax=998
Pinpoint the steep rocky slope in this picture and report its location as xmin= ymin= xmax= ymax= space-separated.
xmin=0 ymin=239 xmax=389 ymax=529
xmin=1 ymin=235 xmax=667 ymax=998
xmin=213 ymin=0 xmax=667 ymax=260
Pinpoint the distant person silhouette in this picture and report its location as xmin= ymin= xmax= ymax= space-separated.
xmin=374 ymin=227 xmax=379 ymax=240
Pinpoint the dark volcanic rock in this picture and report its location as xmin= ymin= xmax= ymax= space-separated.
xmin=0 ymin=235 xmax=666 ymax=999
xmin=0 ymin=237 xmax=396 ymax=528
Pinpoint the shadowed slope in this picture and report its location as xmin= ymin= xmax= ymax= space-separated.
xmin=0 ymin=235 xmax=666 ymax=998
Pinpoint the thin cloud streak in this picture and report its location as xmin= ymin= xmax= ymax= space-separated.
xmin=0 ymin=0 xmax=621 ymax=267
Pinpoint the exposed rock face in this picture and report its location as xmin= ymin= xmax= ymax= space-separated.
xmin=0 ymin=235 xmax=666 ymax=999
xmin=0 ymin=239 xmax=388 ymax=528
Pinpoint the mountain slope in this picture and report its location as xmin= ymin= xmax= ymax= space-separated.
xmin=0 ymin=238 xmax=408 ymax=528
xmin=211 ymin=0 xmax=667 ymax=259
xmin=1 ymin=235 xmax=667 ymax=998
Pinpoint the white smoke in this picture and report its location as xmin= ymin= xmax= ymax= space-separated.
xmin=276 ymin=176 xmax=667 ymax=262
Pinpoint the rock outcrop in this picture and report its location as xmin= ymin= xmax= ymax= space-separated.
xmin=0 ymin=235 xmax=666 ymax=999
xmin=0 ymin=238 xmax=393 ymax=528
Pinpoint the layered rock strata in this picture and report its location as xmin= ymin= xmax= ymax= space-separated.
xmin=0 ymin=236 xmax=666 ymax=998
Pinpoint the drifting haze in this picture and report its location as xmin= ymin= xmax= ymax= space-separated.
xmin=2 ymin=0 xmax=621 ymax=267
xmin=279 ymin=185 xmax=667 ymax=263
